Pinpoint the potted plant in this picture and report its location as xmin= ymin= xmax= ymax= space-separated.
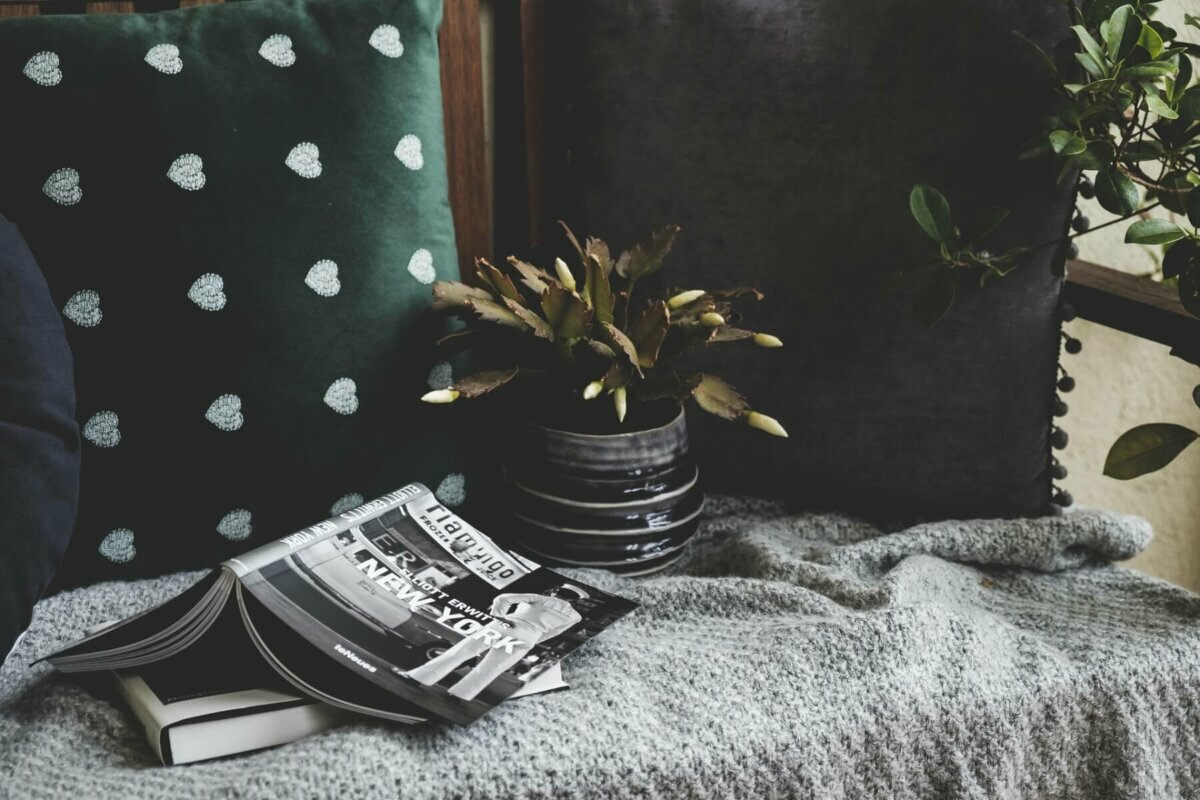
xmin=420 ymin=223 xmax=786 ymax=574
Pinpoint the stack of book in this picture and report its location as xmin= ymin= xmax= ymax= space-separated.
xmin=48 ymin=484 xmax=635 ymax=765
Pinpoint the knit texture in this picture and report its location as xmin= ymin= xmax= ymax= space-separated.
xmin=3 ymin=496 xmax=1200 ymax=799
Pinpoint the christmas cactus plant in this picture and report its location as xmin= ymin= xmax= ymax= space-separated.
xmin=420 ymin=223 xmax=788 ymax=437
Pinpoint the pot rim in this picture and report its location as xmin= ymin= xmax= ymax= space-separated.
xmin=524 ymin=403 xmax=686 ymax=440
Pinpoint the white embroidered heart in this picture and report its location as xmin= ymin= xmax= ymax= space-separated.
xmin=330 ymin=493 xmax=364 ymax=515
xmin=394 ymin=134 xmax=424 ymax=170
xmin=259 ymin=34 xmax=296 ymax=67
xmin=206 ymin=394 xmax=243 ymax=431
xmin=305 ymin=260 xmax=340 ymax=297
xmin=436 ymin=473 xmax=466 ymax=507
xmin=369 ymin=24 xmax=404 ymax=58
xmin=145 ymin=43 xmax=182 ymax=75
xmin=98 ymin=528 xmax=136 ymax=563
xmin=63 ymin=289 xmax=102 ymax=327
xmin=43 ymin=167 xmax=81 ymax=206
xmin=427 ymin=361 xmax=453 ymax=390
xmin=167 ymin=153 xmax=206 ymax=191
xmin=217 ymin=509 xmax=253 ymax=541
xmin=407 ymin=248 xmax=435 ymax=284
xmin=286 ymin=142 xmax=322 ymax=179
xmin=83 ymin=411 xmax=120 ymax=448
xmin=324 ymin=378 xmax=358 ymax=415
xmin=23 ymin=51 xmax=61 ymax=87
xmin=188 ymin=273 xmax=226 ymax=311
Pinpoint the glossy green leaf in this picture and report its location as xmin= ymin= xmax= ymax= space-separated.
xmin=909 ymin=185 xmax=955 ymax=243
xmin=1104 ymin=423 xmax=1198 ymax=479
xmin=1188 ymin=192 xmax=1200 ymax=230
xmin=1049 ymin=129 xmax=1088 ymax=155
xmin=1121 ymin=60 xmax=1179 ymax=78
xmin=1073 ymin=139 xmax=1116 ymax=170
xmin=1137 ymin=22 xmax=1164 ymax=59
xmin=1155 ymin=171 xmax=1194 ymax=215
xmin=1095 ymin=167 xmax=1139 ymax=215
xmin=1075 ymin=51 xmax=1107 ymax=80
xmin=1169 ymin=53 xmax=1193 ymax=101
xmin=1145 ymin=90 xmax=1179 ymax=119
xmin=1119 ymin=140 xmax=1163 ymax=162
xmin=1125 ymin=218 xmax=1186 ymax=244
xmin=1073 ymin=25 xmax=1109 ymax=72
xmin=1106 ymin=5 xmax=1142 ymax=59
xmin=1163 ymin=239 xmax=1200 ymax=278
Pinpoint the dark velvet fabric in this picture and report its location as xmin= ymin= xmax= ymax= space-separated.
xmin=0 ymin=215 xmax=80 ymax=660
xmin=0 ymin=0 xmax=464 ymax=588
xmin=543 ymin=0 xmax=1075 ymax=520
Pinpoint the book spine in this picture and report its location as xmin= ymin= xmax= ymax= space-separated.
xmin=222 ymin=484 xmax=430 ymax=577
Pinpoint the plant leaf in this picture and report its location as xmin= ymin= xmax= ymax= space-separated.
xmin=1137 ymin=22 xmax=1164 ymax=59
xmin=467 ymin=298 xmax=530 ymax=329
xmin=1104 ymin=423 xmax=1198 ymax=479
xmin=453 ymin=367 xmax=520 ymax=399
xmin=1075 ymin=51 xmax=1107 ymax=80
xmin=587 ymin=339 xmax=616 ymax=359
xmin=709 ymin=326 xmax=755 ymax=342
xmin=475 ymin=258 xmax=523 ymax=304
xmin=558 ymin=220 xmax=585 ymax=260
xmin=582 ymin=254 xmax=615 ymax=324
xmin=432 ymin=281 xmax=495 ymax=311
xmin=435 ymin=328 xmax=476 ymax=353
xmin=1095 ymin=167 xmax=1139 ymax=215
xmin=502 ymin=297 xmax=554 ymax=339
xmin=909 ymin=185 xmax=955 ymax=243
xmin=691 ymin=374 xmax=749 ymax=421
xmin=1163 ymin=239 xmax=1200 ymax=278
xmin=507 ymin=256 xmax=557 ymax=295
xmin=540 ymin=284 xmax=593 ymax=339
xmin=632 ymin=370 xmax=702 ymax=403
xmin=1106 ymin=5 xmax=1140 ymax=60
xmin=1125 ymin=218 xmax=1185 ymax=244
xmin=626 ymin=301 xmax=670 ymax=367
xmin=585 ymin=237 xmax=613 ymax=276
xmin=1122 ymin=60 xmax=1178 ymax=79
xmin=616 ymin=225 xmax=681 ymax=281
xmin=1072 ymin=25 xmax=1109 ymax=72
xmin=1049 ymin=129 xmax=1088 ymax=155
xmin=601 ymin=322 xmax=643 ymax=375
xmin=1145 ymin=90 xmax=1179 ymax=119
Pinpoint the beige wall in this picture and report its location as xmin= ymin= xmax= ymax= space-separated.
xmin=474 ymin=1 xmax=1200 ymax=588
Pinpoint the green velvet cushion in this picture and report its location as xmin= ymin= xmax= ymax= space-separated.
xmin=0 ymin=0 xmax=464 ymax=588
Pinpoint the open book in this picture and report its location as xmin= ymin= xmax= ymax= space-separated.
xmin=47 ymin=484 xmax=636 ymax=727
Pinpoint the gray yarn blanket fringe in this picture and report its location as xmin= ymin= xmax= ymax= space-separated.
xmin=4 ymin=496 xmax=1200 ymax=799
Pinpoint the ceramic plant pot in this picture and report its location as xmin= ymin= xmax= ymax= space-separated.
xmin=503 ymin=404 xmax=704 ymax=575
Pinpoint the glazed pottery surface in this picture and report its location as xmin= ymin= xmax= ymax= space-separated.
xmin=504 ymin=406 xmax=703 ymax=574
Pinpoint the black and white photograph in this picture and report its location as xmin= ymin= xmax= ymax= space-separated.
xmin=4 ymin=0 xmax=1200 ymax=797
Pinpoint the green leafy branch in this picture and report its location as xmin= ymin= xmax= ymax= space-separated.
xmin=907 ymin=0 xmax=1200 ymax=479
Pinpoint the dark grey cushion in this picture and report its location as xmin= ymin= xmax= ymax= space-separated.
xmin=542 ymin=0 xmax=1074 ymax=519
xmin=0 ymin=214 xmax=79 ymax=661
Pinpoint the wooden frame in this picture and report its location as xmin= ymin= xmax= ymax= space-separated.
xmin=0 ymin=0 xmax=490 ymax=276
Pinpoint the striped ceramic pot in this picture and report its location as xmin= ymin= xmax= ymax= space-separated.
xmin=503 ymin=405 xmax=703 ymax=575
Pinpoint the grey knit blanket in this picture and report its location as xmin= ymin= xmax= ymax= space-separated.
xmin=3 ymin=496 xmax=1200 ymax=799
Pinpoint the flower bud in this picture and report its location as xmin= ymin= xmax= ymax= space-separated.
xmin=753 ymin=333 xmax=783 ymax=348
xmin=421 ymin=389 xmax=460 ymax=404
xmin=700 ymin=312 xmax=725 ymax=327
xmin=582 ymin=380 xmax=604 ymax=400
xmin=613 ymin=387 xmax=627 ymax=423
xmin=667 ymin=289 xmax=705 ymax=309
xmin=554 ymin=257 xmax=577 ymax=291
xmin=747 ymin=411 xmax=787 ymax=438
